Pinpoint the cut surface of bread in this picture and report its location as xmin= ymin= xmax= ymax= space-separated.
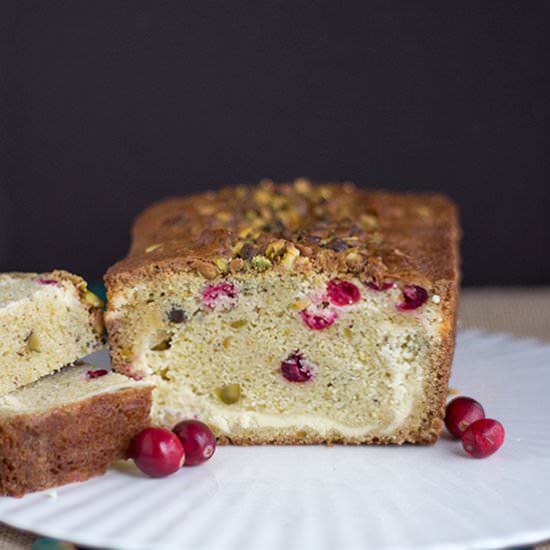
xmin=106 ymin=180 xmax=459 ymax=445
xmin=0 ymin=270 xmax=104 ymax=396
xmin=0 ymin=363 xmax=153 ymax=497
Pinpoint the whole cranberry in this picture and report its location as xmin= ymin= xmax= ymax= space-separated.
xmin=445 ymin=396 xmax=485 ymax=439
xmin=130 ymin=427 xmax=185 ymax=477
xmin=326 ymin=279 xmax=361 ymax=306
xmin=173 ymin=420 xmax=216 ymax=466
xmin=462 ymin=418 xmax=505 ymax=458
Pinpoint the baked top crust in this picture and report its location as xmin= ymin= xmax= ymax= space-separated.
xmin=106 ymin=179 xmax=459 ymax=290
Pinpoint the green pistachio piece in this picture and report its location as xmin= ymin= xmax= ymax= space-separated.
xmin=230 ymin=319 xmax=248 ymax=329
xmin=218 ymin=383 xmax=241 ymax=404
xmin=251 ymin=255 xmax=272 ymax=271
xmin=27 ymin=332 xmax=41 ymax=352
xmin=213 ymin=257 xmax=229 ymax=273
xmin=151 ymin=339 xmax=171 ymax=351
xmin=83 ymin=290 xmax=104 ymax=308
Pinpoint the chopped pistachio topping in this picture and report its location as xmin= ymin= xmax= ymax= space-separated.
xmin=281 ymin=244 xmax=300 ymax=269
xmin=265 ymin=239 xmax=287 ymax=260
xmin=251 ymin=255 xmax=272 ymax=271
xmin=213 ymin=257 xmax=229 ymax=273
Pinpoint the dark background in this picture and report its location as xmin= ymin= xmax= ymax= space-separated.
xmin=1 ymin=1 xmax=549 ymax=285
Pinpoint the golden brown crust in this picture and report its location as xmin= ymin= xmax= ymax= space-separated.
xmin=0 ymin=386 xmax=152 ymax=497
xmin=105 ymin=179 xmax=459 ymax=294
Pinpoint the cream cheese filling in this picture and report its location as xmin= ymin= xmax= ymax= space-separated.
xmin=0 ymin=282 xmax=77 ymax=313
xmin=153 ymin=372 xmax=424 ymax=437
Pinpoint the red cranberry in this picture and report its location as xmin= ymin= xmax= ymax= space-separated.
xmin=326 ymin=279 xmax=361 ymax=306
xmin=36 ymin=278 xmax=58 ymax=286
xmin=397 ymin=285 xmax=428 ymax=310
xmin=280 ymin=350 xmax=313 ymax=382
xmin=444 ymin=396 xmax=485 ymax=439
xmin=130 ymin=427 xmax=185 ymax=477
xmin=366 ymin=281 xmax=394 ymax=291
xmin=173 ymin=420 xmax=216 ymax=466
xmin=202 ymin=282 xmax=239 ymax=309
xmin=85 ymin=369 xmax=109 ymax=379
xmin=299 ymin=305 xmax=338 ymax=330
xmin=462 ymin=418 xmax=505 ymax=458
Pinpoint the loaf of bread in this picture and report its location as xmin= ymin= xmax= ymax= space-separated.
xmin=0 ymin=363 xmax=153 ymax=497
xmin=0 ymin=271 xmax=104 ymax=396
xmin=105 ymin=179 xmax=459 ymax=444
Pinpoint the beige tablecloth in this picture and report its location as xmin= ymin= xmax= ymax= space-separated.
xmin=2 ymin=287 xmax=549 ymax=550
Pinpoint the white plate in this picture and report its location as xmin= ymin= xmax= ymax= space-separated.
xmin=1 ymin=330 xmax=549 ymax=550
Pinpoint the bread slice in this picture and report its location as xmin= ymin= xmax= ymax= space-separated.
xmin=0 ymin=270 xmax=104 ymax=396
xmin=0 ymin=363 xmax=153 ymax=497
xmin=105 ymin=180 xmax=459 ymax=445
